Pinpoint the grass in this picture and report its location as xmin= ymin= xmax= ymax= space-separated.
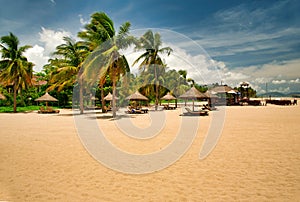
xmin=0 ymin=105 xmax=58 ymax=113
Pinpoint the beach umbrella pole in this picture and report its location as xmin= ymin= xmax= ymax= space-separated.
xmin=193 ymin=100 xmax=195 ymax=111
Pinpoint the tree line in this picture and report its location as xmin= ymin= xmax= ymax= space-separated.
xmin=0 ymin=12 xmax=209 ymax=114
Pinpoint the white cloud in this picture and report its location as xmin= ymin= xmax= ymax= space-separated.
xmin=220 ymin=59 xmax=300 ymax=93
xmin=122 ymin=40 xmax=299 ymax=94
xmin=252 ymin=77 xmax=272 ymax=84
xmin=106 ymin=28 xmax=300 ymax=94
xmin=121 ymin=43 xmax=226 ymax=85
xmin=50 ymin=0 xmax=56 ymax=5
xmin=290 ymin=78 xmax=300 ymax=83
xmin=188 ymin=0 xmax=300 ymax=58
xmin=163 ymin=44 xmax=228 ymax=85
xmin=39 ymin=27 xmax=71 ymax=56
xmin=272 ymin=79 xmax=286 ymax=84
xmin=224 ymin=71 xmax=249 ymax=81
xmin=252 ymin=84 xmax=265 ymax=94
xmin=269 ymin=86 xmax=290 ymax=94
xmin=24 ymin=45 xmax=49 ymax=72
xmin=231 ymin=59 xmax=300 ymax=82
xmin=78 ymin=14 xmax=88 ymax=26
xmin=22 ymin=27 xmax=73 ymax=72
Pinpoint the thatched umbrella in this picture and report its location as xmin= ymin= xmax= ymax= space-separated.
xmin=161 ymin=92 xmax=176 ymax=100
xmin=35 ymin=92 xmax=58 ymax=107
xmin=103 ymin=92 xmax=119 ymax=101
xmin=204 ymin=90 xmax=218 ymax=107
xmin=0 ymin=93 xmax=6 ymax=100
xmin=179 ymin=86 xmax=207 ymax=111
xmin=126 ymin=91 xmax=148 ymax=101
xmin=210 ymin=85 xmax=235 ymax=105
xmin=160 ymin=92 xmax=177 ymax=108
xmin=227 ymin=90 xmax=237 ymax=94
xmin=103 ymin=92 xmax=119 ymax=110
xmin=91 ymin=96 xmax=99 ymax=101
xmin=210 ymin=85 xmax=233 ymax=93
xmin=204 ymin=90 xmax=218 ymax=98
xmin=126 ymin=91 xmax=148 ymax=108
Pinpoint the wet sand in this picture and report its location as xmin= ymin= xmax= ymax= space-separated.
xmin=0 ymin=103 xmax=299 ymax=201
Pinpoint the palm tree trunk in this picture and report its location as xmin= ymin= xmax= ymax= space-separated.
xmin=100 ymin=84 xmax=106 ymax=113
xmin=20 ymin=88 xmax=27 ymax=107
xmin=152 ymin=51 xmax=159 ymax=111
xmin=155 ymin=80 xmax=159 ymax=109
xmin=154 ymin=64 xmax=159 ymax=110
xmin=79 ymin=75 xmax=84 ymax=114
xmin=13 ymin=82 xmax=17 ymax=113
xmin=112 ymin=78 xmax=117 ymax=118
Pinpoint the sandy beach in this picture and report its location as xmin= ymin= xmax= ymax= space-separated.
xmin=0 ymin=103 xmax=299 ymax=201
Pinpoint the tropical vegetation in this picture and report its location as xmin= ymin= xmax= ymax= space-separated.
xmin=133 ymin=30 xmax=172 ymax=110
xmin=0 ymin=33 xmax=33 ymax=112
xmin=0 ymin=11 xmax=253 ymax=113
xmin=79 ymin=12 xmax=135 ymax=117
xmin=45 ymin=37 xmax=89 ymax=113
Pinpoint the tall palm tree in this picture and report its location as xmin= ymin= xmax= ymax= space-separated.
xmin=178 ymin=70 xmax=187 ymax=81
xmin=78 ymin=12 xmax=115 ymax=113
xmin=47 ymin=37 xmax=88 ymax=114
xmin=79 ymin=12 xmax=134 ymax=117
xmin=133 ymin=30 xmax=172 ymax=110
xmin=187 ymin=78 xmax=195 ymax=87
xmin=0 ymin=32 xmax=33 ymax=112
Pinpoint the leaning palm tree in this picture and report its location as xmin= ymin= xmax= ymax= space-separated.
xmin=78 ymin=12 xmax=115 ymax=113
xmin=47 ymin=37 xmax=88 ymax=114
xmin=0 ymin=32 xmax=33 ymax=112
xmin=79 ymin=12 xmax=134 ymax=117
xmin=133 ymin=30 xmax=172 ymax=110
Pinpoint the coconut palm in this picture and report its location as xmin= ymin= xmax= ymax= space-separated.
xmin=47 ymin=37 xmax=88 ymax=114
xmin=0 ymin=32 xmax=33 ymax=112
xmin=79 ymin=12 xmax=134 ymax=117
xmin=133 ymin=30 xmax=172 ymax=110
xmin=78 ymin=12 xmax=116 ymax=113
xmin=187 ymin=78 xmax=195 ymax=87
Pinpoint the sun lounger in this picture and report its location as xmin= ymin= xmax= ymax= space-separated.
xmin=38 ymin=106 xmax=60 ymax=114
xmin=163 ymin=105 xmax=176 ymax=110
xmin=182 ymin=107 xmax=209 ymax=116
xmin=202 ymin=104 xmax=216 ymax=111
xmin=125 ymin=107 xmax=145 ymax=114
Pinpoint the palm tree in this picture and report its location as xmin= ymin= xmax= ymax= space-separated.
xmin=0 ymin=32 xmax=33 ymax=112
xmin=133 ymin=30 xmax=172 ymax=110
xmin=78 ymin=12 xmax=115 ymax=113
xmin=178 ymin=70 xmax=187 ymax=82
xmin=79 ymin=12 xmax=134 ymax=117
xmin=47 ymin=37 xmax=88 ymax=114
xmin=187 ymin=78 xmax=195 ymax=87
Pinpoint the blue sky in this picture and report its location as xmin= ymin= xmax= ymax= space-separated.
xmin=0 ymin=0 xmax=299 ymax=93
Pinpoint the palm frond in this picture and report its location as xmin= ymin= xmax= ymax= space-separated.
xmin=154 ymin=33 xmax=162 ymax=50
xmin=158 ymin=47 xmax=173 ymax=56
xmin=19 ymin=45 xmax=32 ymax=54
xmin=132 ymin=51 xmax=149 ymax=66
xmin=118 ymin=21 xmax=131 ymax=36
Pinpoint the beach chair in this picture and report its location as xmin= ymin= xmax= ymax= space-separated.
xmin=38 ymin=106 xmax=60 ymax=114
xmin=182 ymin=107 xmax=209 ymax=116
xmin=125 ymin=107 xmax=143 ymax=114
